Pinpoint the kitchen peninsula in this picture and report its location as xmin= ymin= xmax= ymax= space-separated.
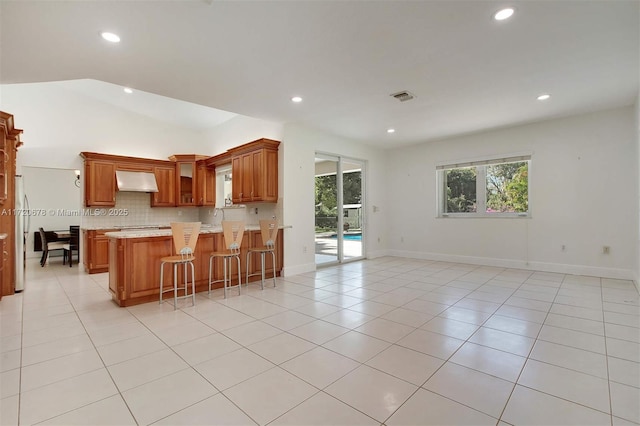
xmin=107 ymin=225 xmax=284 ymax=306
xmin=80 ymin=137 xmax=283 ymax=306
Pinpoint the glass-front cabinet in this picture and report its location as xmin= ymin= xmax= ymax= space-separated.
xmin=170 ymin=154 xmax=214 ymax=207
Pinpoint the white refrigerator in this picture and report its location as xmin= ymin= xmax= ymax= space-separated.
xmin=15 ymin=175 xmax=28 ymax=292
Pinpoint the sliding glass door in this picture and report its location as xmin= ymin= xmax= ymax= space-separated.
xmin=314 ymin=153 xmax=364 ymax=266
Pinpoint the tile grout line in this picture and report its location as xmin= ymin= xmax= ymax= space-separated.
xmin=601 ymin=277 xmax=615 ymax=426
xmin=380 ymin=266 xmax=530 ymax=424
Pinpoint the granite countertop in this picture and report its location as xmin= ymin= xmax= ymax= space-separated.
xmin=105 ymin=225 xmax=290 ymax=239
xmin=81 ymin=224 xmax=171 ymax=231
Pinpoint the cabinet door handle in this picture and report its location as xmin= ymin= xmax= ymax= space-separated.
xmin=3 ymin=250 xmax=8 ymax=262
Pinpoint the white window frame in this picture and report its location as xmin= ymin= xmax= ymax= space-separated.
xmin=436 ymin=155 xmax=531 ymax=218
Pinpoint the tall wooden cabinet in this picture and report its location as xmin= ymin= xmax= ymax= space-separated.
xmin=0 ymin=111 xmax=23 ymax=300
xmin=230 ymin=138 xmax=279 ymax=204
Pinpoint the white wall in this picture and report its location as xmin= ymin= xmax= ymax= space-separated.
xmin=281 ymin=123 xmax=388 ymax=276
xmin=200 ymin=115 xmax=283 ymax=154
xmin=635 ymin=92 xmax=640 ymax=290
xmin=386 ymin=106 xmax=637 ymax=279
xmin=21 ymin=167 xmax=81 ymax=257
xmin=0 ymin=82 xmax=205 ymax=171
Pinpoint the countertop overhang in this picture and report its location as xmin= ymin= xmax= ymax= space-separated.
xmin=105 ymin=225 xmax=290 ymax=239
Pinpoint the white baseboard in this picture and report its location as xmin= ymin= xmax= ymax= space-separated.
xmin=283 ymin=262 xmax=316 ymax=277
xmin=365 ymin=249 xmax=390 ymax=260
xmin=388 ymin=249 xmax=634 ymax=280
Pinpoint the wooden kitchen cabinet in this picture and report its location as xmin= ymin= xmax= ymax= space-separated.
xmin=83 ymin=229 xmax=119 ymax=274
xmin=151 ymin=165 xmax=176 ymax=207
xmin=0 ymin=134 xmax=7 ymax=205
xmin=0 ymin=111 xmax=22 ymax=299
xmin=170 ymin=155 xmax=210 ymax=206
xmin=196 ymin=161 xmax=215 ymax=206
xmin=84 ymin=160 xmax=116 ymax=207
xmin=230 ymin=139 xmax=279 ymax=204
xmin=81 ymin=152 xmax=178 ymax=208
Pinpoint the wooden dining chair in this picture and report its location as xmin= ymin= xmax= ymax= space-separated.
xmin=62 ymin=226 xmax=80 ymax=267
xmin=39 ymin=227 xmax=66 ymax=267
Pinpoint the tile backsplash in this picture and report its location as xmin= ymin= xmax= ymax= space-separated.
xmin=81 ymin=192 xmax=282 ymax=228
xmin=81 ymin=192 xmax=200 ymax=228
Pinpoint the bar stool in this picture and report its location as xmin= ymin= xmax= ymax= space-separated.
xmin=208 ymin=221 xmax=245 ymax=299
xmin=246 ymin=220 xmax=278 ymax=290
xmin=159 ymin=222 xmax=201 ymax=310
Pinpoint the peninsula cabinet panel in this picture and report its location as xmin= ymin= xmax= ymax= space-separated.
xmin=129 ymin=237 xmax=173 ymax=299
xmin=151 ymin=165 xmax=176 ymax=207
xmin=84 ymin=160 xmax=116 ymax=207
xmin=195 ymin=233 xmax=215 ymax=283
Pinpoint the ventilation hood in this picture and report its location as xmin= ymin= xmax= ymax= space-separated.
xmin=115 ymin=170 xmax=159 ymax=193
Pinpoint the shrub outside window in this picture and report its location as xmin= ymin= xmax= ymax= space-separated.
xmin=438 ymin=156 xmax=530 ymax=217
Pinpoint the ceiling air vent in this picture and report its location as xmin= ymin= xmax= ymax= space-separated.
xmin=390 ymin=91 xmax=415 ymax=102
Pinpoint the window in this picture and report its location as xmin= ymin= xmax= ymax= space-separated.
xmin=437 ymin=155 xmax=530 ymax=217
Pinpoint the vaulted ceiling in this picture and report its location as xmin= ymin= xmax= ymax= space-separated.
xmin=1 ymin=0 xmax=638 ymax=147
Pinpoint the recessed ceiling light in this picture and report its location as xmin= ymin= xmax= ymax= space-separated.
xmin=291 ymin=96 xmax=303 ymax=103
xmin=123 ymin=87 xmax=133 ymax=94
xmin=387 ymin=128 xmax=395 ymax=134
xmin=494 ymin=7 xmax=514 ymax=21
xmin=537 ymin=93 xmax=551 ymax=101
xmin=101 ymin=32 xmax=121 ymax=43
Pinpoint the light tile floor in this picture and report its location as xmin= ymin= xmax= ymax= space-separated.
xmin=1 ymin=257 xmax=639 ymax=425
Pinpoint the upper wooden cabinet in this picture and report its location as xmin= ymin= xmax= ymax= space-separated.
xmin=170 ymin=154 xmax=211 ymax=206
xmin=196 ymin=161 xmax=215 ymax=206
xmin=84 ymin=160 xmax=117 ymax=207
xmin=151 ymin=165 xmax=176 ymax=207
xmin=81 ymin=152 xmax=177 ymax=207
xmin=81 ymin=137 xmax=279 ymax=209
xmin=230 ymin=138 xmax=279 ymax=204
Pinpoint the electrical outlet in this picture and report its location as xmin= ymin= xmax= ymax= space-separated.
xmin=400 ymin=236 xmax=404 ymax=243
xmin=603 ymin=246 xmax=610 ymax=254
xmin=377 ymin=237 xmax=380 ymax=243
xmin=561 ymin=245 xmax=566 ymax=251
xmin=303 ymin=246 xmax=307 ymax=253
